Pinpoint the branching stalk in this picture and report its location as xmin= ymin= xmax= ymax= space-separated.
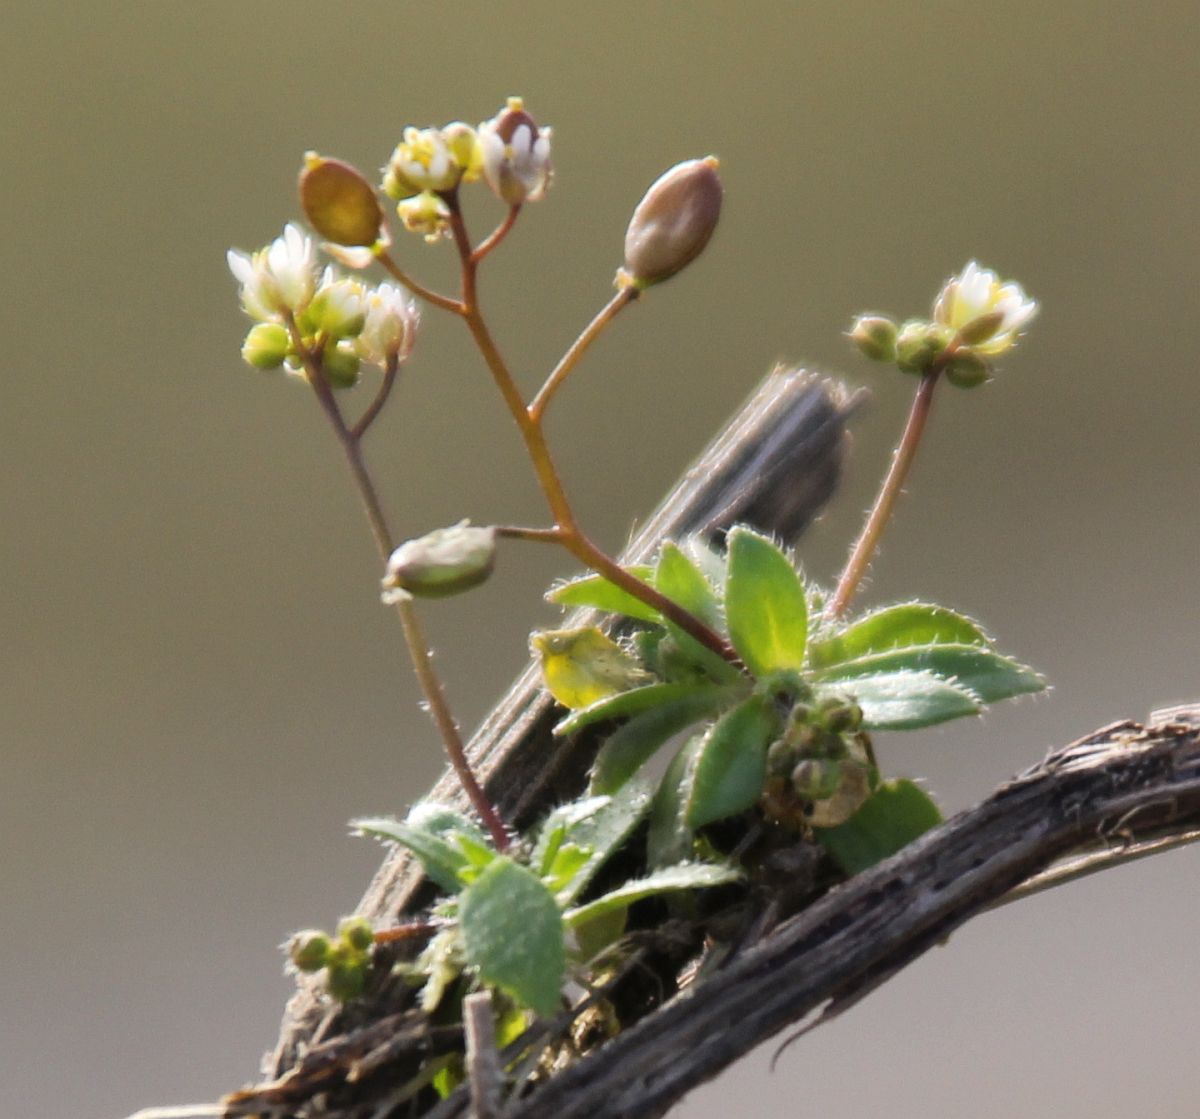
xmin=445 ymin=207 xmax=740 ymax=667
xmin=287 ymin=321 xmax=509 ymax=850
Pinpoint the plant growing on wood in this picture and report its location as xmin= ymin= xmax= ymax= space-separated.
xmin=225 ymin=97 xmax=1040 ymax=1104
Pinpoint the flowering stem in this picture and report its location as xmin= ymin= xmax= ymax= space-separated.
xmin=471 ymin=204 xmax=521 ymax=264
xmin=374 ymin=248 xmax=464 ymax=315
xmin=446 ymin=208 xmax=741 ymax=667
xmin=494 ymin=525 xmax=565 ymax=544
xmin=350 ymin=355 xmax=400 ymax=441
xmin=829 ymin=366 xmax=943 ymax=619
xmin=529 ymin=287 xmax=639 ymax=423
xmin=288 ymin=324 xmax=509 ymax=850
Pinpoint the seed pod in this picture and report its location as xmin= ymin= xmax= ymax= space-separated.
xmin=382 ymin=522 xmax=497 ymax=600
xmin=299 ymin=153 xmax=384 ymax=247
xmin=620 ymin=157 xmax=723 ymax=289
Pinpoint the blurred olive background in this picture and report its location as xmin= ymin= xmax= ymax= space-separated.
xmin=2 ymin=2 xmax=1197 ymax=1117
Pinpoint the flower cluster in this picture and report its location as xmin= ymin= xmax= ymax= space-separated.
xmin=382 ymin=97 xmax=553 ymax=241
xmin=228 ymin=223 xmax=418 ymax=385
xmin=850 ymin=261 xmax=1038 ymax=387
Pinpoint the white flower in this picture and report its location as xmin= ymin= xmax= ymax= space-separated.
xmin=356 ymin=283 xmax=419 ymax=367
xmin=479 ymin=97 xmax=552 ymax=206
xmin=308 ymin=268 xmax=366 ymax=338
xmin=384 ymin=127 xmax=462 ymax=197
xmin=227 ymin=222 xmax=318 ymax=321
xmin=933 ymin=260 xmax=1038 ymax=355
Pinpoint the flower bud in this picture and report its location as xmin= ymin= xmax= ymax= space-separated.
xmin=943 ymin=351 xmax=991 ymax=389
xmin=299 ymin=153 xmax=384 ymax=247
xmin=382 ymin=522 xmax=497 ymax=601
xmin=241 ymin=322 xmax=291 ymax=369
xmin=338 ymin=916 xmax=376 ymax=953
xmin=288 ymin=929 xmax=332 ymax=972
xmin=791 ymin=758 xmax=841 ymax=802
xmin=619 ymin=157 xmax=722 ymax=290
xmin=895 ymin=319 xmax=952 ymax=374
xmin=321 ymin=340 xmax=361 ymax=388
xmin=848 ymin=315 xmax=898 ymax=362
xmin=805 ymin=760 xmax=873 ymax=828
xmin=396 ymin=190 xmax=451 ymax=242
xmin=307 ymin=276 xmax=366 ymax=339
xmin=479 ymin=97 xmax=552 ymax=205
xmin=325 ymin=942 xmax=367 ymax=1002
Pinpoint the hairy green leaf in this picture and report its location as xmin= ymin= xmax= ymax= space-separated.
xmin=647 ymin=736 xmax=703 ymax=868
xmin=815 ymin=643 xmax=1044 ymax=704
xmin=546 ymin=567 xmax=660 ymax=622
xmin=684 ymin=694 xmax=781 ymax=828
xmin=533 ymin=781 xmax=654 ymax=905
xmin=724 ymin=527 xmax=808 ymax=676
xmin=809 ymin=602 xmax=994 ymax=668
xmin=554 ymin=681 xmax=719 ymax=737
xmin=459 ymin=856 xmax=565 ymax=1017
xmin=656 ymin=541 xmax=721 ymax=627
xmin=589 ymin=686 xmax=739 ymax=795
xmin=819 ymin=670 xmax=981 ymax=730
xmin=815 ymin=779 xmax=943 ymax=875
xmin=563 ymin=862 xmax=741 ymax=928
xmin=353 ymin=807 xmax=483 ymax=894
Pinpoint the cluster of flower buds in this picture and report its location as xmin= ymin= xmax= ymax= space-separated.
xmin=849 ymin=261 xmax=1038 ymax=387
xmin=288 ymin=916 xmax=375 ymax=1002
xmin=379 ymin=97 xmax=553 ymax=241
xmin=761 ymin=691 xmax=875 ymax=828
xmin=228 ymin=223 xmax=419 ymax=385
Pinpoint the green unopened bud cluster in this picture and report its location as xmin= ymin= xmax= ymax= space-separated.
xmin=287 ymin=916 xmax=376 ymax=1002
xmin=761 ymin=691 xmax=875 ymax=829
xmin=849 ymin=261 xmax=1038 ymax=387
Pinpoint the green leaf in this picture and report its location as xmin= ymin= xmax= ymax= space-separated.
xmin=646 ymin=736 xmax=702 ymax=868
xmin=815 ymin=779 xmax=943 ymax=875
xmin=569 ymin=906 xmax=629 ymax=964
xmin=589 ymin=686 xmax=738 ymax=795
xmin=529 ymin=783 xmax=654 ymax=905
xmin=814 ymin=644 xmax=1044 ymax=704
xmin=554 ymin=681 xmax=719 ymax=737
xmin=353 ymin=805 xmax=484 ymax=894
xmin=724 ymin=527 xmax=808 ymax=677
xmin=684 ymin=694 xmax=781 ymax=829
xmin=546 ymin=567 xmax=660 ymax=623
xmin=809 ymin=602 xmax=994 ymax=669
xmin=818 ymin=670 xmax=981 ymax=730
xmin=656 ymin=541 xmax=721 ymax=627
xmin=682 ymin=534 xmax=727 ymax=589
xmin=459 ymin=856 xmax=565 ymax=1018
xmin=563 ymin=862 xmax=741 ymax=928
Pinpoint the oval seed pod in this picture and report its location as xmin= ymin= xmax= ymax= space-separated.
xmin=620 ymin=156 xmax=723 ymax=289
xmin=382 ymin=522 xmax=497 ymax=600
xmin=299 ymin=153 xmax=384 ymax=247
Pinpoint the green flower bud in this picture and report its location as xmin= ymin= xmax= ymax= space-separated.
xmin=338 ymin=916 xmax=375 ymax=953
xmin=241 ymin=322 xmax=291 ymax=369
xmin=325 ymin=943 xmax=367 ymax=1002
xmin=895 ymin=320 xmax=953 ymax=374
xmin=619 ymin=157 xmax=722 ymax=290
xmin=299 ymin=153 xmax=385 ymax=247
xmin=382 ymin=521 xmax=497 ymax=601
xmin=848 ymin=315 xmax=899 ymax=362
xmin=766 ymin=737 xmax=794 ymax=776
xmin=943 ymin=351 xmax=992 ymax=389
xmin=288 ymin=929 xmax=332 ymax=972
xmin=321 ymin=340 xmax=361 ymax=388
xmin=308 ymin=279 xmax=366 ymax=340
xmin=955 ymin=309 xmax=1006 ymax=346
xmin=791 ymin=758 xmax=841 ymax=802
